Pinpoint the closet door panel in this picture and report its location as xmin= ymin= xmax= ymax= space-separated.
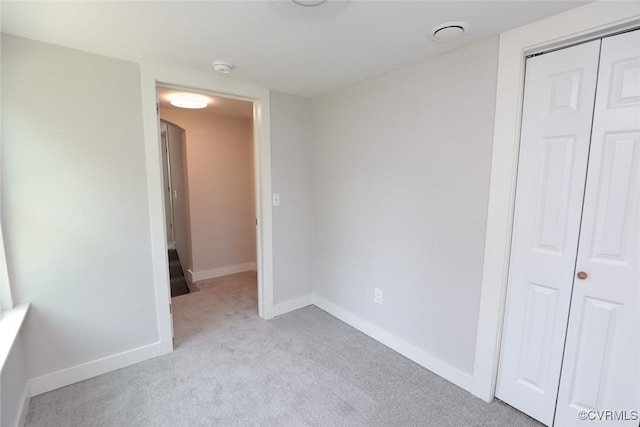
xmin=555 ymin=29 xmax=640 ymax=427
xmin=496 ymin=40 xmax=601 ymax=426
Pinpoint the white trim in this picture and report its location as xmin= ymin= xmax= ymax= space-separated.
xmin=272 ymin=295 xmax=313 ymax=317
xmin=0 ymin=225 xmax=14 ymax=311
xmin=255 ymin=97 xmax=274 ymax=319
xmin=473 ymin=3 xmax=640 ymax=403
xmin=13 ymin=382 xmax=30 ymax=427
xmin=140 ymin=68 xmax=175 ymax=358
xmin=29 ymin=340 xmax=168 ymax=396
xmin=313 ymin=295 xmax=473 ymax=392
xmin=139 ymin=61 xmax=275 ymax=355
xmin=188 ymin=262 xmax=257 ymax=282
xmin=0 ymin=305 xmax=31 ymax=427
xmin=0 ymin=304 xmax=29 ymax=371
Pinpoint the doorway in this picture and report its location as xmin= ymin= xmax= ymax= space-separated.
xmin=160 ymin=120 xmax=192 ymax=297
xmin=156 ymin=85 xmax=263 ymax=319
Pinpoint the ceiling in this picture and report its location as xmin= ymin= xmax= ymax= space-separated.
xmin=1 ymin=1 xmax=590 ymax=97
xmin=158 ymin=87 xmax=254 ymax=118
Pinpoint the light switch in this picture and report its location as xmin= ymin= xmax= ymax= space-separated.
xmin=272 ymin=193 xmax=280 ymax=206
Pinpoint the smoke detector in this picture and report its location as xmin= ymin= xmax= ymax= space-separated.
xmin=430 ymin=21 xmax=469 ymax=42
xmin=212 ymin=61 xmax=234 ymax=74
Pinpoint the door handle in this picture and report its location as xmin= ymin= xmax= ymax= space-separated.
xmin=577 ymin=271 xmax=588 ymax=280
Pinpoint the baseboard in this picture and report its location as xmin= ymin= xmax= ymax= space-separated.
xmin=29 ymin=340 xmax=171 ymax=396
xmin=181 ymin=272 xmax=199 ymax=293
xmin=186 ymin=279 xmax=200 ymax=293
xmin=189 ymin=262 xmax=257 ymax=282
xmin=14 ymin=382 xmax=31 ymax=427
xmin=312 ymin=295 xmax=473 ymax=393
xmin=272 ymin=295 xmax=313 ymax=317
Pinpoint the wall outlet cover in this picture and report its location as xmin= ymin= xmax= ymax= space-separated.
xmin=374 ymin=288 xmax=383 ymax=304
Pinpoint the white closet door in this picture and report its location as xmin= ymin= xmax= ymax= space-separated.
xmin=496 ymin=40 xmax=601 ymax=426
xmin=554 ymin=29 xmax=640 ymax=427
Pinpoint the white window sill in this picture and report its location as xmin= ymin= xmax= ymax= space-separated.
xmin=0 ymin=303 xmax=30 ymax=371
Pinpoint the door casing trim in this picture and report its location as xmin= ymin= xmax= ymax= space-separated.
xmin=472 ymin=2 xmax=640 ymax=402
xmin=140 ymin=64 xmax=275 ymax=357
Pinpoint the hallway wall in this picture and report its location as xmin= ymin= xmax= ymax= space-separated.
xmin=160 ymin=108 xmax=256 ymax=280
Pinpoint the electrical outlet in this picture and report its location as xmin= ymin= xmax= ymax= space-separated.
xmin=374 ymin=288 xmax=383 ymax=304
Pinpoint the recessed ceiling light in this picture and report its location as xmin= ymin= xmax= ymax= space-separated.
xmin=169 ymin=94 xmax=208 ymax=109
xmin=292 ymin=0 xmax=327 ymax=6
xmin=430 ymin=21 xmax=469 ymax=42
xmin=212 ymin=61 xmax=234 ymax=74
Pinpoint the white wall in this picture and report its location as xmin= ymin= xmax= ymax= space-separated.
xmin=270 ymin=91 xmax=314 ymax=307
xmin=0 ymin=29 xmax=501 ymax=405
xmin=1 ymin=35 xmax=160 ymax=381
xmin=160 ymin=108 xmax=256 ymax=276
xmin=1 ymin=334 xmax=29 ymax=427
xmin=311 ymin=37 xmax=500 ymax=376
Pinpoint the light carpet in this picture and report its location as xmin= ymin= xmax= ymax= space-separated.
xmin=24 ymin=272 xmax=541 ymax=426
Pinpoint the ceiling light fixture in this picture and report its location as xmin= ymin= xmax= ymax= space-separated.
xmin=430 ymin=21 xmax=469 ymax=42
xmin=212 ymin=61 xmax=234 ymax=74
xmin=169 ymin=94 xmax=208 ymax=109
xmin=291 ymin=0 xmax=327 ymax=6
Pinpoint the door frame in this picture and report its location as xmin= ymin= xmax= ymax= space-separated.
xmin=156 ymin=88 xmax=263 ymax=301
xmin=472 ymin=2 xmax=640 ymax=402
xmin=159 ymin=121 xmax=176 ymax=248
xmin=139 ymin=64 xmax=274 ymax=355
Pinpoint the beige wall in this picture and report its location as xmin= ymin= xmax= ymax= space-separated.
xmin=311 ymin=36 xmax=500 ymax=375
xmin=270 ymin=91 xmax=314 ymax=305
xmin=160 ymin=108 xmax=256 ymax=276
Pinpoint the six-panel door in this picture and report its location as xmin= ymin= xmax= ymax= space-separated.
xmin=498 ymin=29 xmax=640 ymax=427
xmin=496 ymin=39 xmax=601 ymax=426
xmin=554 ymin=29 xmax=640 ymax=427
